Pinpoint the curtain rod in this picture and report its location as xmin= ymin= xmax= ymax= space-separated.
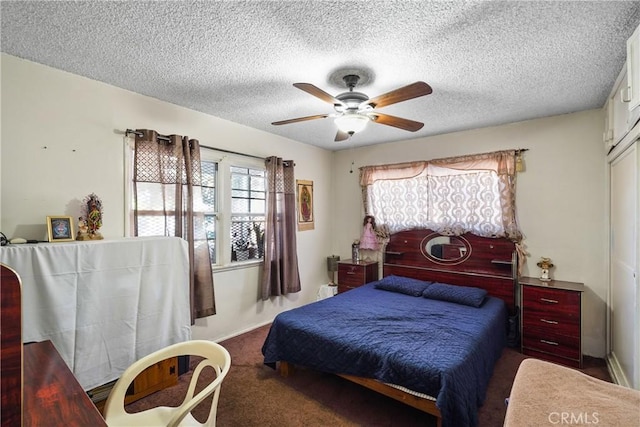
xmin=125 ymin=129 xmax=265 ymax=161
xmin=201 ymin=145 xmax=265 ymax=161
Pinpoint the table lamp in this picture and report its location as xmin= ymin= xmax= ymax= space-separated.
xmin=327 ymin=255 xmax=340 ymax=286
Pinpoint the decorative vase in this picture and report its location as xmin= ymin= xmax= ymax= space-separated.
xmin=352 ymin=242 xmax=360 ymax=262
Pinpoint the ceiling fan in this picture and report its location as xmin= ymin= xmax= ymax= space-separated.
xmin=272 ymin=75 xmax=433 ymax=142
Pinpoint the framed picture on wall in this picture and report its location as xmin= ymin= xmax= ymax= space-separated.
xmin=296 ymin=179 xmax=314 ymax=231
xmin=46 ymin=216 xmax=75 ymax=242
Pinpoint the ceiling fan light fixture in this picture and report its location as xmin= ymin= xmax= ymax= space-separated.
xmin=274 ymin=77 xmax=431 ymax=140
xmin=335 ymin=113 xmax=369 ymax=134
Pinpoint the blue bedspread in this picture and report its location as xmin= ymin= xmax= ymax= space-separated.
xmin=262 ymin=281 xmax=507 ymax=427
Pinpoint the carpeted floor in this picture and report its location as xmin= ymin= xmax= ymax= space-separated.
xmin=125 ymin=324 xmax=611 ymax=426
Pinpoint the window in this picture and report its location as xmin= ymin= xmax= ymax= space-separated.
xmin=230 ymin=166 xmax=265 ymax=262
xmin=200 ymin=160 xmax=218 ymax=263
xmin=128 ymin=144 xmax=266 ymax=267
xmin=193 ymin=153 xmax=266 ymax=266
xmin=360 ymin=150 xmax=520 ymax=240
xmin=366 ymin=166 xmax=504 ymax=235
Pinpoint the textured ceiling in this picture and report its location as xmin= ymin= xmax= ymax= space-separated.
xmin=2 ymin=1 xmax=640 ymax=151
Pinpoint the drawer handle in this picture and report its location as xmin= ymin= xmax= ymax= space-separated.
xmin=540 ymin=297 xmax=558 ymax=304
xmin=346 ymin=271 xmax=356 ymax=275
xmin=540 ymin=318 xmax=559 ymax=325
xmin=540 ymin=339 xmax=559 ymax=346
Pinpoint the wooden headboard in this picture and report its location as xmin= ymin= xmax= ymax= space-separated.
xmin=383 ymin=229 xmax=517 ymax=313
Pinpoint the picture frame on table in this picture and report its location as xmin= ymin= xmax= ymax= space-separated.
xmin=46 ymin=216 xmax=75 ymax=242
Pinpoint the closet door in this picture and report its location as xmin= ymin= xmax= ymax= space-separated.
xmin=609 ymin=141 xmax=639 ymax=389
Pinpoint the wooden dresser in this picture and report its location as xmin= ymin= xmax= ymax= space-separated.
xmin=337 ymin=259 xmax=378 ymax=293
xmin=520 ymin=276 xmax=584 ymax=368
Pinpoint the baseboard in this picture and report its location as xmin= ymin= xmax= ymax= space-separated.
xmin=214 ymin=319 xmax=273 ymax=343
xmin=606 ymin=351 xmax=631 ymax=388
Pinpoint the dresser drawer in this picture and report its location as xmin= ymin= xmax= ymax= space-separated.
xmin=522 ymin=330 xmax=580 ymax=360
xmin=338 ymin=264 xmax=366 ymax=286
xmin=337 ymin=284 xmax=358 ymax=293
xmin=337 ymin=260 xmax=378 ymax=293
xmin=521 ymin=348 xmax=581 ymax=369
xmin=522 ymin=311 xmax=580 ymax=337
xmin=522 ymin=286 xmax=580 ymax=321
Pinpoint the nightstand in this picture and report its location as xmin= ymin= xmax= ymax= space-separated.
xmin=337 ymin=259 xmax=378 ymax=293
xmin=519 ymin=276 xmax=584 ymax=368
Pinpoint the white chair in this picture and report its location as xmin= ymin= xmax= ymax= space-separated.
xmin=103 ymin=340 xmax=231 ymax=427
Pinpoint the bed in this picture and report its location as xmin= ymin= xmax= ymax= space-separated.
xmin=262 ymin=229 xmax=518 ymax=427
xmin=504 ymin=358 xmax=640 ymax=426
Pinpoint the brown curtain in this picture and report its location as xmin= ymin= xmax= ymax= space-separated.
xmin=133 ymin=129 xmax=215 ymax=323
xmin=261 ymin=157 xmax=301 ymax=300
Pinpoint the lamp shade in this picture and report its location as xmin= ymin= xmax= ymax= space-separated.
xmin=327 ymin=255 xmax=340 ymax=272
xmin=335 ymin=113 xmax=369 ymax=134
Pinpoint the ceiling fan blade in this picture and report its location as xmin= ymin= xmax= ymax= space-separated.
xmin=370 ymin=112 xmax=424 ymax=132
xmin=335 ymin=130 xmax=350 ymax=142
xmin=365 ymin=81 xmax=433 ymax=109
xmin=271 ymin=114 xmax=329 ymax=126
xmin=293 ymin=83 xmax=344 ymax=106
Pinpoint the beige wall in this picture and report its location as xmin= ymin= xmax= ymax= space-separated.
xmin=332 ymin=110 xmax=608 ymax=357
xmin=0 ymin=54 xmax=334 ymax=342
xmin=1 ymin=54 xmax=609 ymax=357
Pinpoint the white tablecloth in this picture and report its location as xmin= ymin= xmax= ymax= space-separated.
xmin=316 ymin=284 xmax=338 ymax=300
xmin=0 ymin=236 xmax=191 ymax=390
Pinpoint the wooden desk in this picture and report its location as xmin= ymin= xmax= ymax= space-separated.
xmin=24 ymin=341 xmax=106 ymax=427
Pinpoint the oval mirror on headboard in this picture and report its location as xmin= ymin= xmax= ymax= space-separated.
xmin=420 ymin=233 xmax=471 ymax=265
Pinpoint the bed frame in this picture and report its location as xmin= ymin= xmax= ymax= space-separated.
xmin=279 ymin=228 xmax=518 ymax=427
